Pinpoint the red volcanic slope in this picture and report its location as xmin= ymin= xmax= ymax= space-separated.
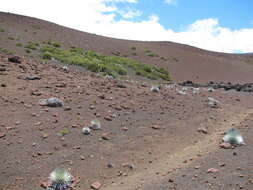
xmin=0 ymin=11 xmax=253 ymax=83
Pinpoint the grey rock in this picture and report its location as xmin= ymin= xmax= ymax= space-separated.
xmin=25 ymin=76 xmax=41 ymax=80
xmin=39 ymin=98 xmax=63 ymax=107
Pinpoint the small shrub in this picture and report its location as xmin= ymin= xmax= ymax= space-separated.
xmin=16 ymin=43 xmax=23 ymax=47
xmin=31 ymin=25 xmax=40 ymax=30
xmin=0 ymin=28 xmax=5 ymax=32
xmin=147 ymin=53 xmax=155 ymax=57
xmin=25 ymin=42 xmax=39 ymax=50
xmin=47 ymin=40 xmax=61 ymax=48
xmin=160 ymin=57 xmax=167 ymax=61
xmin=131 ymin=46 xmax=136 ymax=50
xmin=41 ymin=51 xmax=52 ymax=60
xmin=57 ymin=128 xmax=70 ymax=136
xmin=0 ymin=48 xmax=15 ymax=55
xmin=25 ymin=49 xmax=31 ymax=54
xmin=172 ymin=57 xmax=179 ymax=62
xmin=111 ymin=51 xmax=121 ymax=56
xmin=144 ymin=48 xmax=151 ymax=53
xmin=8 ymin=37 xmax=15 ymax=40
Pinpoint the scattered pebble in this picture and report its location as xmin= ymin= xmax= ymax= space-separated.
xmin=207 ymin=168 xmax=219 ymax=173
xmin=219 ymin=142 xmax=233 ymax=149
xmin=101 ymin=133 xmax=111 ymax=140
xmin=197 ymin=127 xmax=208 ymax=134
xmin=91 ymin=181 xmax=102 ymax=190
xmin=0 ymin=132 xmax=6 ymax=138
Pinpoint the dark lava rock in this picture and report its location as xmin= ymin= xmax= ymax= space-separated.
xmin=0 ymin=67 xmax=6 ymax=71
xmin=8 ymin=56 xmax=21 ymax=63
xmin=180 ymin=81 xmax=253 ymax=93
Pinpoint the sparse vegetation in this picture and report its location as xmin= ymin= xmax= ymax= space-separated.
xmin=31 ymin=25 xmax=41 ymax=30
xmin=147 ymin=53 xmax=155 ymax=57
xmin=144 ymin=48 xmax=151 ymax=53
xmin=0 ymin=48 xmax=15 ymax=55
xmin=0 ymin=28 xmax=5 ymax=32
xmin=160 ymin=56 xmax=167 ymax=61
xmin=16 ymin=43 xmax=23 ymax=47
xmin=144 ymin=48 xmax=159 ymax=57
xmin=57 ymin=128 xmax=70 ymax=136
xmin=25 ymin=49 xmax=31 ymax=54
xmin=111 ymin=51 xmax=121 ymax=56
xmin=172 ymin=57 xmax=179 ymax=62
xmin=25 ymin=42 xmax=39 ymax=50
xmin=47 ymin=40 xmax=61 ymax=48
xmin=131 ymin=46 xmax=136 ymax=50
xmin=40 ymin=45 xmax=170 ymax=80
xmin=8 ymin=36 xmax=15 ymax=40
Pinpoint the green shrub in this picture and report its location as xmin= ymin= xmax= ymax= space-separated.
xmin=0 ymin=48 xmax=15 ymax=55
xmin=41 ymin=51 xmax=52 ymax=60
xmin=144 ymin=48 xmax=151 ymax=53
xmin=25 ymin=42 xmax=39 ymax=50
xmin=47 ymin=40 xmax=61 ymax=48
xmin=57 ymin=128 xmax=70 ymax=136
xmin=147 ymin=53 xmax=155 ymax=57
xmin=16 ymin=43 xmax=23 ymax=47
xmin=131 ymin=46 xmax=136 ymax=50
xmin=0 ymin=28 xmax=5 ymax=32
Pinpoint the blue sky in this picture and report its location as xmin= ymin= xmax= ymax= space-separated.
xmin=1 ymin=0 xmax=253 ymax=53
xmin=109 ymin=0 xmax=253 ymax=30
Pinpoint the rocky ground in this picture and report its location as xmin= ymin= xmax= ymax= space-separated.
xmin=1 ymin=54 xmax=253 ymax=190
xmin=1 ymin=11 xmax=253 ymax=190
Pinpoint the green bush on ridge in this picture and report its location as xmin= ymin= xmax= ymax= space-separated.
xmin=40 ymin=45 xmax=170 ymax=80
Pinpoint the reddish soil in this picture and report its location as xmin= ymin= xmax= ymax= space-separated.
xmin=0 ymin=12 xmax=253 ymax=190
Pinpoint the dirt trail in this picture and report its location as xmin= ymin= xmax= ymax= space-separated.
xmin=103 ymin=108 xmax=253 ymax=190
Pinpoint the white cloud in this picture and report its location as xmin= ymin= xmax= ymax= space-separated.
xmin=105 ymin=0 xmax=137 ymax=2
xmin=1 ymin=0 xmax=253 ymax=53
xmin=164 ymin=0 xmax=177 ymax=5
xmin=119 ymin=9 xmax=142 ymax=19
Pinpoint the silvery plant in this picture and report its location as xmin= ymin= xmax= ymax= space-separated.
xmin=47 ymin=168 xmax=72 ymax=190
xmin=150 ymin=85 xmax=160 ymax=92
xmin=82 ymin=127 xmax=91 ymax=135
xmin=90 ymin=119 xmax=101 ymax=130
xmin=223 ymin=128 xmax=245 ymax=145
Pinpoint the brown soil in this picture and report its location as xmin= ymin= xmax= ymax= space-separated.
xmin=0 ymin=12 xmax=253 ymax=190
